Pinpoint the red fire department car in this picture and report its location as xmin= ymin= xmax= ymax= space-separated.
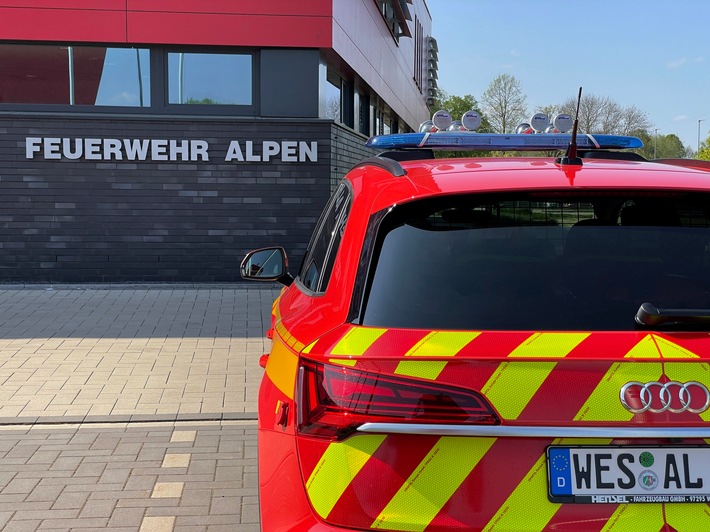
xmin=241 ymin=118 xmax=710 ymax=531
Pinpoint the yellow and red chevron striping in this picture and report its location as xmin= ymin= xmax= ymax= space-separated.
xmin=285 ymin=324 xmax=710 ymax=530
xmin=372 ymin=436 xmax=496 ymax=530
xmin=317 ymin=326 xmax=710 ymax=362
xmin=325 ymin=434 xmax=444 ymax=528
xmin=429 ymin=436 xmax=553 ymax=530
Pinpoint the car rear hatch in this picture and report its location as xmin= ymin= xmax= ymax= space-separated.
xmin=295 ymin=191 xmax=710 ymax=531
xmin=295 ymin=325 xmax=710 ymax=531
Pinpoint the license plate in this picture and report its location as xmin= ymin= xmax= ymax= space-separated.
xmin=547 ymin=446 xmax=710 ymax=503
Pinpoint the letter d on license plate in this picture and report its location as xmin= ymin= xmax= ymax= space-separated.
xmin=547 ymin=446 xmax=710 ymax=503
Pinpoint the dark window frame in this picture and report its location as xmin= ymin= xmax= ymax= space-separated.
xmin=0 ymin=41 xmax=154 ymax=113
xmin=297 ymin=182 xmax=353 ymax=295
xmin=355 ymin=190 xmax=710 ymax=331
xmin=373 ymin=0 xmax=412 ymax=43
xmin=325 ymin=68 xmax=343 ymax=124
xmin=162 ymin=47 xmax=259 ymax=116
xmin=0 ymin=42 xmax=260 ymax=117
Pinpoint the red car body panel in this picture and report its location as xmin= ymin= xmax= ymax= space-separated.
xmin=254 ymin=155 xmax=710 ymax=531
xmin=379 ymin=158 xmax=710 ymax=207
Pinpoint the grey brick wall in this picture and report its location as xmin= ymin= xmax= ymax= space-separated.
xmin=0 ymin=115 xmax=371 ymax=283
xmin=330 ymin=124 xmax=378 ymax=189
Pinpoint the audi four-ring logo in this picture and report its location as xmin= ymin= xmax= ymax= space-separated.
xmin=620 ymin=381 xmax=710 ymax=414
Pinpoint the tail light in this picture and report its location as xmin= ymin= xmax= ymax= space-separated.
xmin=297 ymin=360 xmax=499 ymax=440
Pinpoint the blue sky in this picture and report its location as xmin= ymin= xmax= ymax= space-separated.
xmin=425 ymin=0 xmax=708 ymax=151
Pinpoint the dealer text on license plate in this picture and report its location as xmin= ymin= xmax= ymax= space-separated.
xmin=547 ymin=446 xmax=710 ymax=503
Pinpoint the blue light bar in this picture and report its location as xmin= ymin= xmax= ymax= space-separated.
xmin=366 ymin=132 xmax=644 ymax=151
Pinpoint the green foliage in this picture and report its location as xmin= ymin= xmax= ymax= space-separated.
xmin=658 ymin=134 xmax=690 ymax=159
xmin=698 ymin=133 xmax=710 ymax=161
xmin=631 ymin=130 xmax=691 ymax=160
xmin=435 ymin=90 xmax=492 ymax=132
xmin=434 ymin=90 xmax=493 ymax=158
xmin=184 ymin=97 xmax=219 ymax=104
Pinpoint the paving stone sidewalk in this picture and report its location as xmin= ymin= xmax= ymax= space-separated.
xmin=0 ymin=285 xmax=280 ymax=531
xmin=0 ymin=286 xmax=280 ymax=423
xmin=0 ymin=421 xmax=259 ymax=532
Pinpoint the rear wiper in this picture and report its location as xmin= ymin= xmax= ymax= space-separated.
xmin=635 ymin=302 xmax=710 ymax=328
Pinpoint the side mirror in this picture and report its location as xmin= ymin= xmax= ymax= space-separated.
xmin=240 ymin=247 xmax=293 ymax=286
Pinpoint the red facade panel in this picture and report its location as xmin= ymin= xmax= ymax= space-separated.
xmin=0 ymin=0 xmax=332 ymax=46
xmin=127 ymin=12 xmax=332 ymax=47
xmin=0 ymin=1 xmax=125 ymax=8
xmin=0 ymin=7 xmax=127 ymax=42
xmin=126 ymin=0 xmax=331 ymax=16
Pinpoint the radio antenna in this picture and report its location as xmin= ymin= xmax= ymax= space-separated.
xmin=556 ymin=87 xmax=583 ymax=166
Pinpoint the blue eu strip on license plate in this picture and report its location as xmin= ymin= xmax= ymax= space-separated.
xmin=547 ymin=446 xmax=710 ymax=503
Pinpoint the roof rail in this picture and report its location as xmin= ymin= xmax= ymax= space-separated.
xmin=653 ymin=159 xmax=710 ymax=172
xmin=353 ymin=156 xmax=406 ymax=177
xmin=579 ymin=150 xmax=647 ymax=161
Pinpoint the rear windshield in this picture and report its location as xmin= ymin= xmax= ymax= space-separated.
xmin=360 ymin=192 xmax=710 ymax=331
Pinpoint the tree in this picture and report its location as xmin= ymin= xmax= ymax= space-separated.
xmin=481 ymin=74 xmax=527 ymax=133
xmin=535 ymin=104 xmax=562 ymax=125
xmin=326 ymin=96 xmax=341 ymax=121
xmin=560 ymin=93 xmax=611 ymax=133
xmin=698 ymin=133 xmax=710 ymax=161
xmin=434 ymin=90 xmax=492 ymax=158
xmin=633 ymin=130 xmax=691 ymax=160
xmin=617 ymin=105 xmax=652 ymax=136
xmin=559 ymin=93 xmax=651 ymax=135
xmin=436 ymin=90 xmax=492 ymax=132
xmin=185 ymin=97 xmax=218 ymax=104
xmin=657 ymin=134 xmax=690 ymax=159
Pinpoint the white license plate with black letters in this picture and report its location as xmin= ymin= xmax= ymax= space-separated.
xmin=547 ymin=446 xmax=710 ymax=503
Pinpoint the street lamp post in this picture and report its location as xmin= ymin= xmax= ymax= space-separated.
xmin=699 ymin=119 xmax=706 ymax=154
xmin=654 ymin=128 xmax=659 ymax=159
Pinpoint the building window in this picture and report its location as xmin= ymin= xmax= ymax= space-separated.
xmin=356 ymin=91 xmax=370 ymax=136
xmin=168 ymin=52 xmax=252 ymax=105
xmin=0 ymin=43 xmax=150 ymax=106
xmin=371 ymin=104 xmax=378 ymax=136
xmin=93 ymin=48 xmax=150 ymax=106
xmin=383 ymin=112 xmax=392 ymax=135
xmin=325 ymin=70 xmax=342 ymax=123
xmin=373 ymin=0 xmax=412 ymax=42
xmin=413 ymin=17 xmax=424 ymax=91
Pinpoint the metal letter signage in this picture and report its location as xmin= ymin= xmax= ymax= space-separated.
xmin=25 ymin=137 xmax=318 ymax=163
xmin=620 ymin=381 xmax=710 ymax=414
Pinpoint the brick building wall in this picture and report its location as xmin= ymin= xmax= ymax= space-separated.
xmin=0 ymin=115 xmax=380 ymax=283
xmin=330 ymin=124 xmax=377 ymax=189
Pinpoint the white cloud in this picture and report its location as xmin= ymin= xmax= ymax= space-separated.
xmin=111 ymin=91 xmax=138 ymax=105
xmin=665 ymin=56 xmax=704 ymax=69
xmin=666 ymin=57 xmax=688 ymax=69
xmin=673 ymin=115 xmax=687 ymax=122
